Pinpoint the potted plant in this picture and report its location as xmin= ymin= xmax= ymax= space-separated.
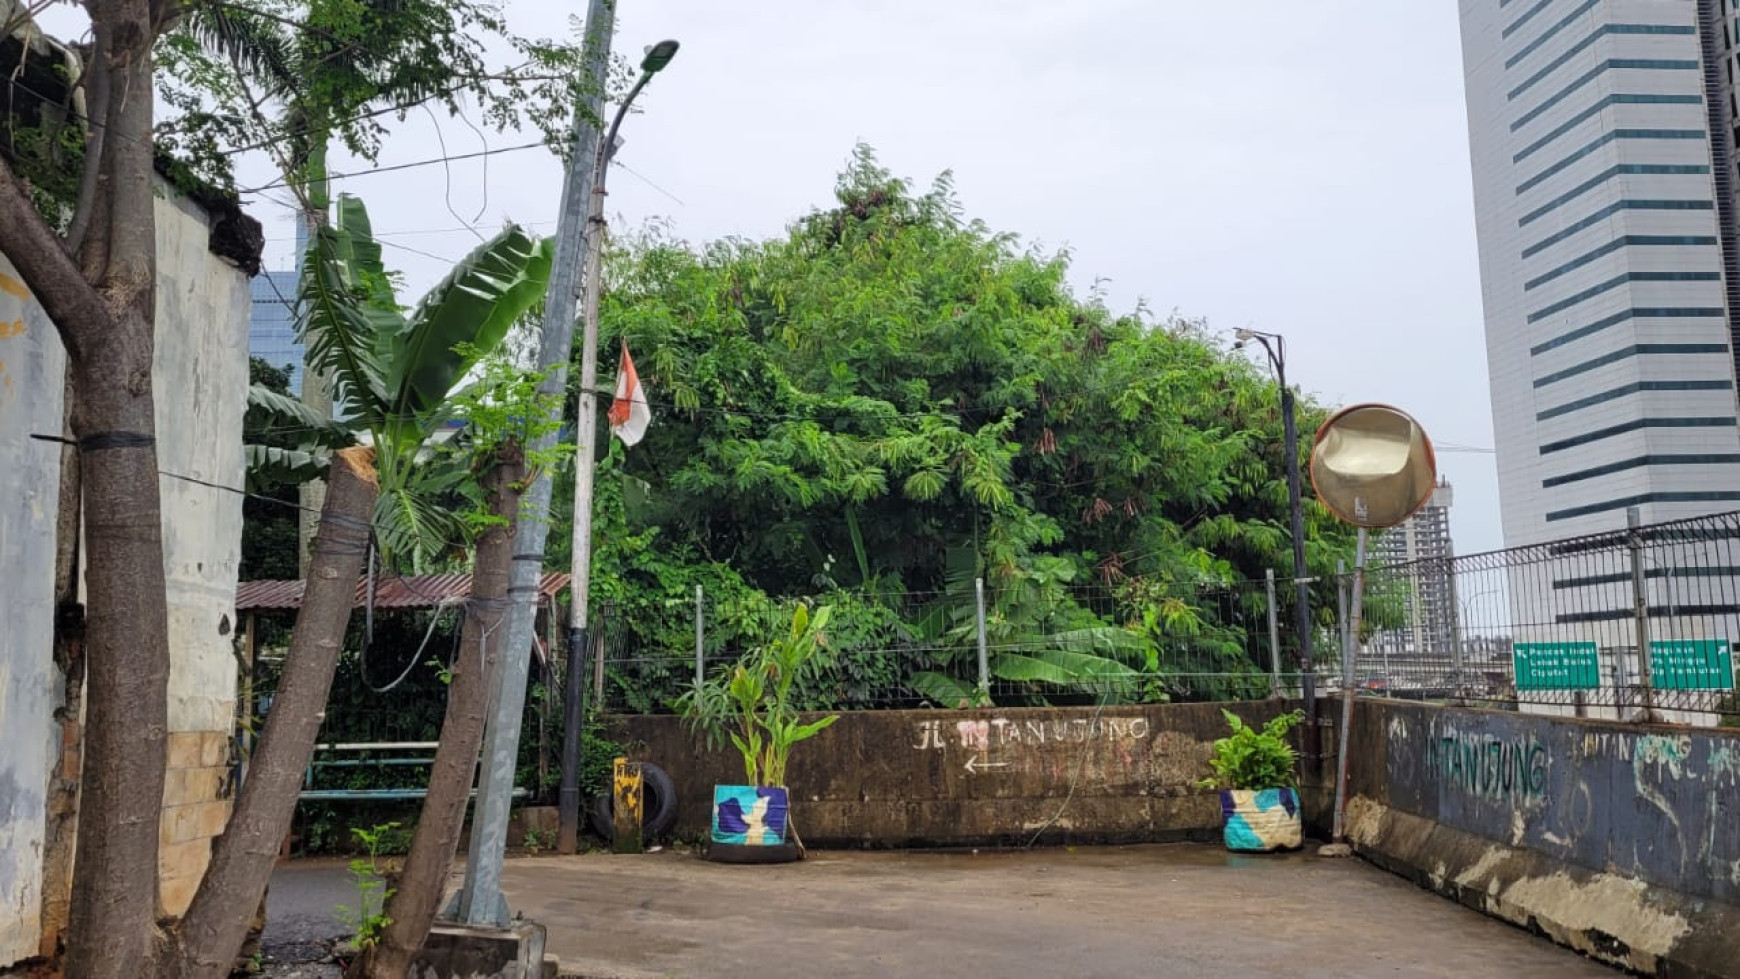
xmin=1201 ymin=708 xmax=1305 ymax=852
xmin=679 ymin=603 xmax=838 ymax=863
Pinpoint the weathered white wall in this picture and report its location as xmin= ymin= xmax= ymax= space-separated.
xmin=0 ymin=183 xmax=250 ymax=965
xmin=155 ymin=189 xmax=249 ymax=736
xmin=0 ymin=249 xmax=68 ymax=966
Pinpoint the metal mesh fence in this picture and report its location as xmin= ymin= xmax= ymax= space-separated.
xmin=1354 ymin=509 xmax=1740 ymax=724
xmin=593 ymin=577 xmax=1309 ymax=714
xmin=593 ymin=509 xmax=1740 ymax=727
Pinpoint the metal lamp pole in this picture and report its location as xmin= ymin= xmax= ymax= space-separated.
xmin=562 ymin=37 xmax=681 ymax=845
xmin=1235 ymin=329 xmax=1316 ymax=740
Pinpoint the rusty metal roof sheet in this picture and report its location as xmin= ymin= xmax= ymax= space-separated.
xmin=235 ymin=572 xmax=569 ymax=612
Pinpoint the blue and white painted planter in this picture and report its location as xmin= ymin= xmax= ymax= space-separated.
xmin=711 ymin=785 xmax=791 ymax=846
xmin=1219 ymin=788 xmax=1302 ymax=852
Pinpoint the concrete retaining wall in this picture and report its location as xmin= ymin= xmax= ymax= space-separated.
xmin=1339 ymin=699 xmax=1740 ymax=977
xmin=610 ymin=701 xmax=1294 ymax=847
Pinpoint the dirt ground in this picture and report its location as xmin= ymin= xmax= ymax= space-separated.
xmin=483 ymin=844 xmax=1616 ymax=979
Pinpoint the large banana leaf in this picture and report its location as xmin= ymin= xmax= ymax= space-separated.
xmin=384 ymin=228 xmax=555 ymax=440
xmin=994 ymin=649 xmax=1138 ymax=696
xmin=244 ymin=445 xmax=331 ymax=492
xmin=910 ymin=671 xmax=984 ymax=709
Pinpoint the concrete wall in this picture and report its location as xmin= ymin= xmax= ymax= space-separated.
xmin=0 ymin=247 xmax=68 ymax=967
xmin=611 ymin=701 xmax=1294 ymax=847
xmin=0 ymin=185 xmax=250 ymax=966
xmin=1338 ymin=699 xmax=1740 ymax=977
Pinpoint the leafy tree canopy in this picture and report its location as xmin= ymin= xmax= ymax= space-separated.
xmin=578 ymin=146 xmax=1362 ymax=709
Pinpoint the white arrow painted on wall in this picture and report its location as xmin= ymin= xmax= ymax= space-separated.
xmin=965 ymin=754 xmax=1009 ymax=774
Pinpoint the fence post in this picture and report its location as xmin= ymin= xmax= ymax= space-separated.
xmin=975 ymin=577 xmax=990 ymax=702
xmin=695 ymin=584 xmax=705 ymax=687
xmin=1265 ymin=569 xmax=1282 ymax=698
xmin=1627 ymin=507 xmax=1657 ymax=719
xmin=1445 ymin=553 xmax=1465 ymax=703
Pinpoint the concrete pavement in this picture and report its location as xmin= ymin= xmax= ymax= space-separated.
xmin=495 ymin=845 xmax=1617 ymax=978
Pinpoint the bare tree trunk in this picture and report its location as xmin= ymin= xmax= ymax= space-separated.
xmin=0 ymin=0 xmax=169 ymax=973
xmin=360 ymin=442 xmax=526 ymax=979
xmin=40 ymin=369 xmax=85 ymax=960
xmin=154 ymin=448 xmax=379 ymax=979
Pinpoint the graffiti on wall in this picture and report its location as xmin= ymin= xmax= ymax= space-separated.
xmin=912 ymin=716 xmax=1151 ymax=751
xmin=912 ymin=715 xmax=1153 ymax=775
xmin=1425 ymin=728 xmax=1547 ymax=805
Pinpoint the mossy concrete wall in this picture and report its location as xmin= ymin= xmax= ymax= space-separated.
xmin=610 ymin=701 xmax=1295 ymax=848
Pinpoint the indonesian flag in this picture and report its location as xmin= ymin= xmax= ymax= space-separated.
xmin=608 ymin=341 xmax=651 ymax=446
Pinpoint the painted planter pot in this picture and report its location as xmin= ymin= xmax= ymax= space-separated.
xmin=1219 ymin=787 xmax=1302 ymax=852
xmin=711 ymin=785 xmax=791 ymax=846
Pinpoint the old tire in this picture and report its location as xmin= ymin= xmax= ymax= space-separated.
xmin=706 ymin=839 xmax=802 ymax=864
xmin=589 ymin=762 xmax=678 ymax=841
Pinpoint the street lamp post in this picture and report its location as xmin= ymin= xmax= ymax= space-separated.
xmin=561 ymin=38 xmax=681 ymax=844
xmin=1234 ymin=329 xmax=1316 ymax=744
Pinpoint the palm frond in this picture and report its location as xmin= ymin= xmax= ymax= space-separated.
xmin=296 ymin=221 xmax=392 ymax=431
xmin=180 ymin=0 xmax=298 ymax=97
xmin=246 ymin=385 xmax=355 ymax=450
xmin=373 ymin=484 xmax=468 ymax=572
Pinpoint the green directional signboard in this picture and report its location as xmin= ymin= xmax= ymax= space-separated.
xmin=1514 ymin=641 xmax=1600 ymax=691
xmin=1649 ymin=639 xmax=1736 ymax=691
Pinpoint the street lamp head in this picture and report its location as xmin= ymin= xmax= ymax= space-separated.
xmin=1234 ymin=328 xmax=1256 ymax=343
xmin=641 ymin=39 xmax=680 ymax=73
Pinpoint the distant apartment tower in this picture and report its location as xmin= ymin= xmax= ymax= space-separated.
xmin=249 ymin=269 xmax=301 ymax=393
xmin=1458 ymin=0 xmax=1740 ymax=545
xmin=1373 ymin=479 xmax=1458 ymax=664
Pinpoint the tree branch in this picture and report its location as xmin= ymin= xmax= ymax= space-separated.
xmin=64 ymin=26 xmax=110 ymax=257
xmin=0 ymin=154 xmax=108 ymax=359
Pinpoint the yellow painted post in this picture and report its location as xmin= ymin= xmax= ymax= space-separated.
xmin=611 ymin=757 xmax=644 ymax=854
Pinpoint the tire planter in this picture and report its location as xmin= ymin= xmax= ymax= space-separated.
xmin=589 ymin=761 xmax=678 ymax=842
xmin=706 ymin=785 xmax=799 ymax=864
xmin=1219 ymin=787 xmax=1302 ymax=852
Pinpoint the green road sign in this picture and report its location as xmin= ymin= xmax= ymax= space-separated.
xmin=1514 ymin=642 xmax=1600 ymax=691
xmin=1649 ymin=639 xmax=1736 ymax=691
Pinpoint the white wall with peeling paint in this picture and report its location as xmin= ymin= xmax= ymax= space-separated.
xmin=0 ymin=184 xmax=249 ymax=967
xmin=0 ymin=246 xmax=68 ymax=967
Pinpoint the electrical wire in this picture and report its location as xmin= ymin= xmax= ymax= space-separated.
xmin=238 ymin=140 xmax=543 ymax=195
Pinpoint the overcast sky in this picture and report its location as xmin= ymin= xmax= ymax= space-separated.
xmin=234 ymin=0 xmax=1503 ymax=555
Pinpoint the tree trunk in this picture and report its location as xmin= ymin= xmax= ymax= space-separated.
xmin=154 ymin=447 xmax=379 ymax=979
xmin=0 ymin=1 xmax=172 ymax=974
xmin=360 ymin=442 xmax=526 ymax=979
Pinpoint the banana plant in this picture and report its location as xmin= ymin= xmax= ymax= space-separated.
xmin=244 ymin=193 xmax=555 ymax=568
xmin=679 ymin=604 xmax=840 ymax=787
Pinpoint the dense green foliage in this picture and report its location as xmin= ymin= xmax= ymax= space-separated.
xmin=1202 ymin=709 xmax=1305 ymax=790
xmin=241 ymin=357 xmax=304 ymax=582
xmin=576 ymin=147 xmax=1358 ymax=708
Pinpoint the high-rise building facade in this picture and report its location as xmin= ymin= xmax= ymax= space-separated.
xmin=1458 ymin=0 xmax=1740 ymax=546
xmin=1459 ymin=2 xmax=1740 ymax=719
xmin=249 ymin=270 xmax=301 ymax=394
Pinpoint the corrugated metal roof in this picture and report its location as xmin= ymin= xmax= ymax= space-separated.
xmin=236 ymin=572 xmax=570 ymax=612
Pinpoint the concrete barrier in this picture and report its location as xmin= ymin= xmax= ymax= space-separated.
xmin=610 ymin=701 xmax=1294 ymax=848
xmin=1336 ymin=700 xmax=1740 ymax=978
